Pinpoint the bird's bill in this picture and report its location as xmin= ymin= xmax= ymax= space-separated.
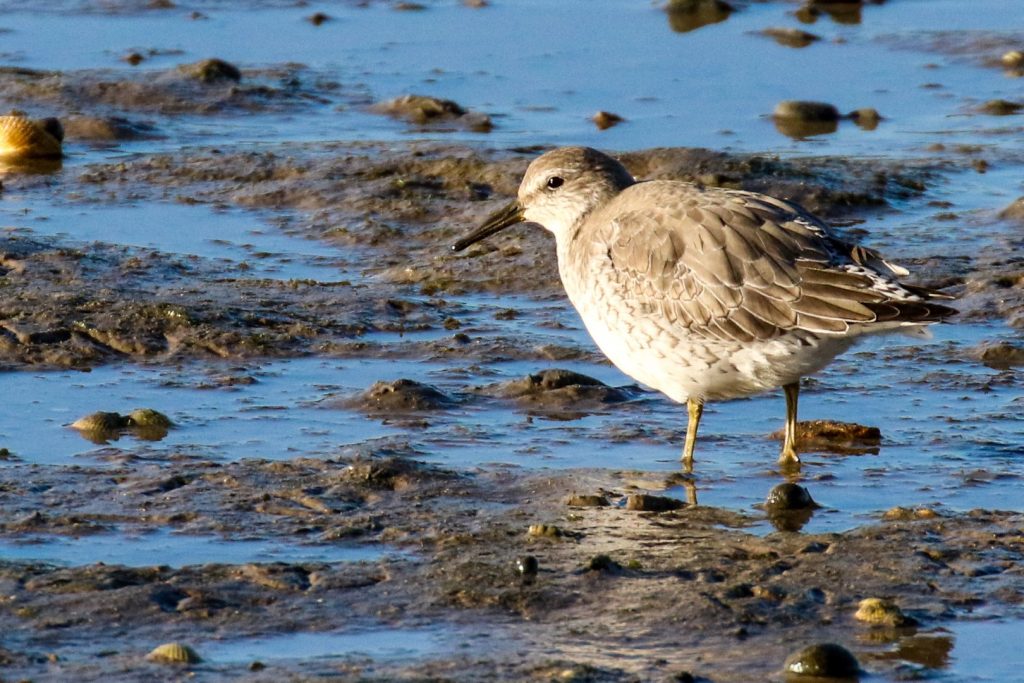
xmin=450 ymin=201 xmax=524 ymax=252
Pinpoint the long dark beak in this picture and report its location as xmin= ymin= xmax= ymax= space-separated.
xmin=450 ymin=201 xmax=525 ymax=252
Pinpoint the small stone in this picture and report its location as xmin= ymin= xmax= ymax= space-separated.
xmin=146 ymin=642 xmax=202 ymax=664
xmin=307 ymin=12 xmax=331 ymax=25
xmin=592 ymin=111 xmax=624 ymax=130
xmin=855 ymin=597 xmax=916 ymax=627
xmin=1001 ymin=50 xmax=1024 ymax=68
xmin=566 ymin=494 xmax=609 ymax=507
xmin=978 ymin=99 xmax=1022 ymax=116
xmin=769 ymin=420 xmax=881 ymax=454
xmin=587 ymin=554 xmax=620 ymax=572
xmin=783 ymin=642 xmax=860 ymax=678
xmin=773 ymin=100 xmax=840 ymax=122
xmin=516 ymin=555 xmax=539 ymax=576
xmin=772 ymin=101 xmax=840 ymax=138
xmin=123 ymin=52 xmax=145 ymax=65
xmin=356 ymin=379 xmax=454 ymax=412
xmin=372 ymin=94 xmax=492 ymax=132
xmin=765 ymin=483 xmax=816 ymax=511
xmin=849 ymin=107 xmax=881 ymax=130
xmin=626 ymin=493 xmax=685 ymax=512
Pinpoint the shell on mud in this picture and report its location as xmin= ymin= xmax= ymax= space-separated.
xmin=145 ymin=642 xmax=202 ymax=664
xmin=127 ymin=408 xmax=173 ymax=429
xmin=854 ymin=597 xmax=916 ymax=627
xmin=0 ymin=115 xmax=64 ymax=158
xmin=71 ymin=411 xmax=130 ymax=432
xmin=527 ymin=523 xmax=562 ymax=538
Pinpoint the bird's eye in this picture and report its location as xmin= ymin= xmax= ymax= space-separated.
xmin=546 ymin=176 xmax=564 ymax=189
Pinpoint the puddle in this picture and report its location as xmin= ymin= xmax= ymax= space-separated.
xmin=204 ymin=627 xmax=457 ymax=663
xmin=0 ymin=529 xmax=386 ymax=567
xmin=940 ymin=620 xmax=1024 ymax=682
xmin=0 ymin=317 xmax=1017 ymax=534
xmin=0 ymin=359 xmax=409 ymax=465
xmin=0 ymin=199 xmax=349 ymax=281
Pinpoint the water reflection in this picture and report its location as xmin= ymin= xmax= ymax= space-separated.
xmin=773 ymin=116 xmax=839 ymax=140
xmin=665 ymin=0 xmax=732 ymax=33
xmin=0 ymin=156 xmax=62 ymax=175
xmin=795 ymin=2 xmax=863 ymax=25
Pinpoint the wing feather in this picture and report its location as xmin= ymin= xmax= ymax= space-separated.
xmin=593 ymin=181 xmax=955 ymax=343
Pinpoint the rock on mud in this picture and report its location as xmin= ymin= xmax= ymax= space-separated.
xmin=350 ymin=379 xmax=454 ymax=412
xmin=998 ymin=197 xmax=1024 ymax=222
xmin=765 ymin=483 xmax=816 ymax=511
xmin=372 ymin=94 xmax=492 ymax=132
xmin=774 ymin=100 xmax=840 ymax=123
xmin=849 ymin=107 xmax=882 ymax=130
xmin=977 ymin=99 xmax=1023 ymax=116
xmin=480 ymin=369 xmax=631 ymax=413
xmin=1003 ymin=50 xmax=1024 ymax=68
xmin=626 ymin=493 xmax=685 ymax=512
xmin=178 ymin=58 xmax=242 ymax=83
xmin=592 ymin=110 xmax=624 ymax=130
xmin=973 ymin=341 xmax=1024 ymax=368
xmin=566 ymin=494 xmax=610 ymax=507
xmin=63 ymin=115 xmax=156 ymax=142
xmin=772 ymin=100 xmax=840 ymax=138
xmin=783 ymin=642 xmax=860 ymax=678
xmin=769 ymin=420 xmax=881 ymax=454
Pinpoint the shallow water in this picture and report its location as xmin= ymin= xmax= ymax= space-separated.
xmin=0 ymin=0 xmax=1021 ymax=154
xmin=0 ymin=529 xmax=387 ymax=567
xmin=204 ymin=626 xmax=460 ymax=664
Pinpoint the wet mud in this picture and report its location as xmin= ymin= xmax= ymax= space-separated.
xmin=3 ymin=454 xmax=1024 ymax=681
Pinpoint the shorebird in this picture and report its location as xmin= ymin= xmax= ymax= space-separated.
xmin=452 ymin=147 xmax=955 ymax=471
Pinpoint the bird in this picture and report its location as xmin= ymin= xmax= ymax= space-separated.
xmin=451 ymin=147 xmax=955 ymax=472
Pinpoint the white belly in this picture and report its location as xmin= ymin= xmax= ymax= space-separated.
xmin=566 ymin=281 xmax=855 ymax=404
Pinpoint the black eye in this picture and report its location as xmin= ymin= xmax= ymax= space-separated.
xmin=546 ymin=176 xmax=564 ymax=189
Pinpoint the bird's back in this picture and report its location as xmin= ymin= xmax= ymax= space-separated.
xmin=567 ymin=179 xmax=954 ymax=345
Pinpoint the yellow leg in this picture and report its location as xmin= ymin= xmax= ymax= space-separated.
xmin=682 ymin=397 xmax=704 ymax=474
xmin=780 ymin=382 xmax=801 ymax=464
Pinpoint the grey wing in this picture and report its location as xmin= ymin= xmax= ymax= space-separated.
xmin=601 ymin=186 xmax=952 ymax=343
